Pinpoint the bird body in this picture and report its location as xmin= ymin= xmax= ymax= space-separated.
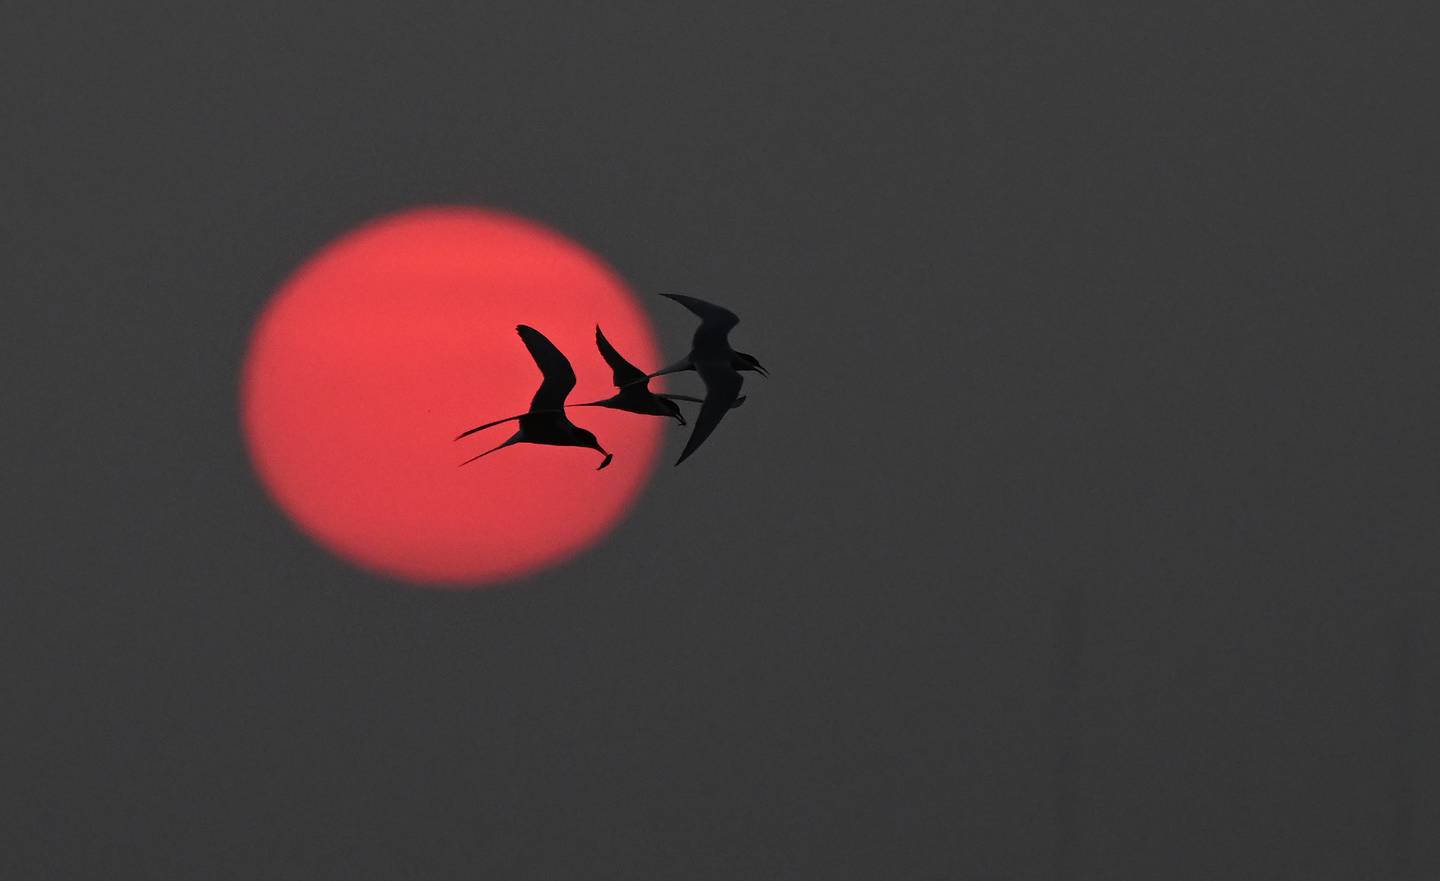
xmin=455 ymin=325 xmax=613 ymax=470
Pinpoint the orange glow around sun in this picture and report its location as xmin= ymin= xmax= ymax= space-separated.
xmin=240 ymin=207 xmax=664 ymax=587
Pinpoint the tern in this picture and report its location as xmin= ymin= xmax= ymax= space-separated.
xmin=455 ymin=325 xmax=614 ymax=470
xmin=567 ymin=325 xmax=701 ymax=425
xmin=648 ymin=293 xmax=768 ymax=465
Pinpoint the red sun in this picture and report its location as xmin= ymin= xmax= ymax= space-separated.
xmin=240 ymin=206 xmax=664 ymax=587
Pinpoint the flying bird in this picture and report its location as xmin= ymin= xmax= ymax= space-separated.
xmin=455 ymin=325 xmax=614 ymax=470
xmin=566 ymin=325 xmax=701 ymax=425
xmin=648 ymin=293 xmax=768 ymax=465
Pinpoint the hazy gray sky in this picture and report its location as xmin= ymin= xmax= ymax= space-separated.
xmin=7 ymin=1 xmax=1437 ymax=878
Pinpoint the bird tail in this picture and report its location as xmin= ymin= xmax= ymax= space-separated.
xmin=644 ymin=356 xmax=693 ymax=382
xmin=459 ymin=433 xmax=520 ymax=466
xmin=455 ymin=413 xmax=522 ymax=441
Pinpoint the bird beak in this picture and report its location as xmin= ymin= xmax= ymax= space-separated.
xmin=674 ymin=413 xmax=687 ymax=426
xmin=597 ymin=453 xmax=614 ymax=471
xmin=756 ymin=365 xmax=770 ymax=377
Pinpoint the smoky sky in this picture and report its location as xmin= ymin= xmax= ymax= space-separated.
xmin=6 ymin=1 xmax=1438 ymax=879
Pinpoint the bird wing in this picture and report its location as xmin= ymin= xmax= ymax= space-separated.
xmin=516 ymin=325 xmax=576 ymax=412
xmin=594 ymin=325 xmax=648 ymax=388
xmin=674 ymin=363 xmax=743 ymax=465
xmin=659 ymin=293 xmax=740 ymax=350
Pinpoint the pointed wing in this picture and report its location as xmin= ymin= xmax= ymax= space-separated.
xmin=659 ymin=293 xmax=740 ymax=351
xmin=594 ymin=325 xmax=648 ymax=389
xmin=674 ymin=363 xmax=743 ymax=465
xmin=516 ymin=325 xmax=576 ymax=412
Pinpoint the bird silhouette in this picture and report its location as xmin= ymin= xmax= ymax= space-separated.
xmin=648 ymin=293 xmax=768 ymax=465
xmin=566 ymin=325 xmax=701 ymax=425
xmin=455 ymin=325 xmax=613 ymax=470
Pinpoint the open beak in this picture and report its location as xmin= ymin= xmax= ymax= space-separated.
xmin=674 ymin=413 xmax=687 ymax=426
xmin=756 ymin=365 xmax=770 ymax=378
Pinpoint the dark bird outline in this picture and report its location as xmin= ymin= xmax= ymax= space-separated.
xmin=648 ymin=293 xmax=768 ymax=465
xmin=567 ymin=325 xmax=701 ymax=425
xmin=455 ymin=325 xmax=613 ymax=470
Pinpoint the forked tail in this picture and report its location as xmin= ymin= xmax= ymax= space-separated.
xmin=454 ymin=413 xmax=522 ymax=441
xmin=459 ymin=433 xmax=520 ymax=467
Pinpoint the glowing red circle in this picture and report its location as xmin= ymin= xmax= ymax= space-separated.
xmin=240 ymin=207 xmax=664 ymax=587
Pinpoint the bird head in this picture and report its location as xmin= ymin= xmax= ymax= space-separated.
xmin=659 ymin=397 xmax=687 ymax=426
xmin=574 ymin=428 xmax=613 ymax=470
xmin=734 ymin=351 xmax=769 ymax=377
